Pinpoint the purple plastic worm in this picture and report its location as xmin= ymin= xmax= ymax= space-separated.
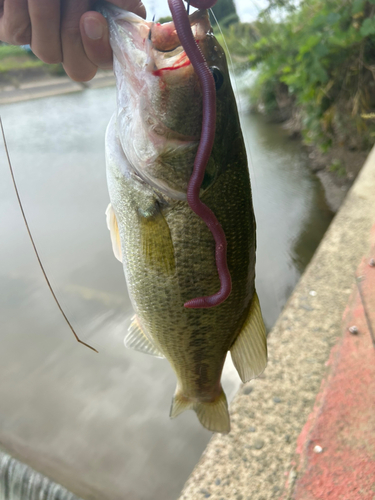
xmin=168 ymin=0 xmax=232 ymax=309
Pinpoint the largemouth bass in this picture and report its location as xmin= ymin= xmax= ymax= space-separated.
xmin=103 ymin=5 xmax=267 ymax=433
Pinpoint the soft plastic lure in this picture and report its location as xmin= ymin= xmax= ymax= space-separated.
xmin=168 ymin=0 xmax=232 ymax=309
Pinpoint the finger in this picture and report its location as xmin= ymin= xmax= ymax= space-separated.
xmin=61 ymin=0 xmax=97 ymax=82
xmin=0 ymin=0 xmax=31 ymax=45
xmin=109 ymin=0 xmax=146 ymax=19
xmin=80 ymin=12 xmax=112 ymax=70
xmin=28 ymin=0 xmax=62 ymax=64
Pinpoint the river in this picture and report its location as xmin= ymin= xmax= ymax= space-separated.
xmin=0 ymin=85 xmax=333 ymax=500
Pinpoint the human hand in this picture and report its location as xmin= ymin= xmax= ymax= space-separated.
xmin=0 ymin=0 xmax=146 ymax=82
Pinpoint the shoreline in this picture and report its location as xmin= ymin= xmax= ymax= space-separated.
xmin=0 ymin=70 xmax=116 ymax=105
xmin=250 ymin=101 xmax=370 ymax=213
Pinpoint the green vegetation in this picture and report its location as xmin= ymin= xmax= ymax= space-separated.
xmin=0 ymin=43 xmax=44 ymax=73
xmin=220 ymin=0 xmax=375 ymax=154
xmin=211 ymin=0 xmax=239 ymax=27
xmin=0 ymin=43 xmax=67 ymax=77
xmin=157 ymin=16 xmax=173 ymax=24
xmin=329 ymin=159 xmax=346 ymax=177
xmin=0 ymin=45 xmax=29 ymax=58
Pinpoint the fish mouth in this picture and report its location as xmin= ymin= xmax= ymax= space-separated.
xmin=150 ymin=10 xmax=212 ymax=76
xmin=150 ymin=10 xmax=209 ymax=52
xmin=100 ymin=4 xmax=211 ymax=78
xmin=103 ymin=6 xmax=210 ymax=142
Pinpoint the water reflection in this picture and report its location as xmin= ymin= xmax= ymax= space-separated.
xmin=0 ymin=86 xmax=333 ymax=499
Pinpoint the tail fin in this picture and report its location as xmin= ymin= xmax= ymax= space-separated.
xmin=170 ymin=388 xmax=230 ymax=433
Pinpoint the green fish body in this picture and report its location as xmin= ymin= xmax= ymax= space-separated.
xmin=104 ymin=6 xmax=267 ymax=433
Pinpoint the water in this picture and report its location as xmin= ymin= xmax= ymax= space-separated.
xmin=246 ymin=112 xmax=334 ymax=328
xmin=0 ymin=86 xmax=333 ymax=500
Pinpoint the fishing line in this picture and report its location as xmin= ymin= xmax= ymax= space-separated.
xmin=0 ymin=117 xmax=98 ymax=354
xmin=209 ymin=9 xmax=238 ymax=98
xmin=209 ymin=7 xmax=259 ymax=194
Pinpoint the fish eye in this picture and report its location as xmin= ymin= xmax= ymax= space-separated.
xmin=210 ymin=66 xmax=224 ymax=91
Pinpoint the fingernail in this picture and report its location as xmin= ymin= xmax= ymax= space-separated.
xmin=83 ymin=17 xmax=104 ymax=40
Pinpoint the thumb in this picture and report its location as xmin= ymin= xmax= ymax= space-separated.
xmin=80 ymin=12 xmax=113 ymax=71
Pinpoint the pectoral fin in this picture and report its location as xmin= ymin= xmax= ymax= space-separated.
xmin=106 ymin=203 xmax=122 ymax=262
xmin=124 ymin=315 xmax=165 ymax=359
xmin=138 ymin=204 xmax=175 ymax=276
xmin=230 ymin=291 xmax=267 ymax=383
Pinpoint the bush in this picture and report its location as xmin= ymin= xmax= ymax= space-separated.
xmin=244 ymin=0 xmax=375 ymax=150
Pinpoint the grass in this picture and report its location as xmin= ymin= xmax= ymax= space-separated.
xmin=0 ymin=45 xmax=28 ymax=59
xmin=0 ymin=44 xmax=53 ymax=74
xmin=0 ymin=57 xmax=44 ymax=73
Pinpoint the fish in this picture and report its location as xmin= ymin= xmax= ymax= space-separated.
xmin=102 ymin=4 xmax=267 ymax=433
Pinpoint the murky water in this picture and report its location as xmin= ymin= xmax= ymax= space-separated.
xmin=0 ymin=86 xmax=333 ymax=500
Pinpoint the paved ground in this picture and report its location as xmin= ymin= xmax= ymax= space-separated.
xmin=292 ymin=240 xmax=375 ymax=500
xmin=178 ymin=148 xmax=375 ymax=500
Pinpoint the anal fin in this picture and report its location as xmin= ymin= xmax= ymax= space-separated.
xmin=125 ymin=316 xmax=165 ymax=359
xmin=230 ymin=291 xmax=267 ymax=383
xmin=170 ymin=388 xmax=230 ymax=433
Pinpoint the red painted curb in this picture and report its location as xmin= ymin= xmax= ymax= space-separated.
xmin=291 ymin=225 xmax=375 ymax=500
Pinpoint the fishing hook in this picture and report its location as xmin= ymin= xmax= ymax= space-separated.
xmin=148 ymin=15 xmax=155 ymax=41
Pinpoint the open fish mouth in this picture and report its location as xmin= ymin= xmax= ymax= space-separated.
xmin=100 ymin=4 xmax=212 ymax=84
xmin=151 ymin=10 xmax=213 ymax=81
xmin=150 ymin=9 xmax=209 ymax=55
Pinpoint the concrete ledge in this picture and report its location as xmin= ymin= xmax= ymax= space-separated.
xmin=293 ymin=235 xmax=375 ymax=500
xmin=178 ymin=147 xmax=375 ymax=500
xmin=0 ymin=78 xmax=83 ymax=105
xmin=0 ymin=71 xmax=115 ymax=105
